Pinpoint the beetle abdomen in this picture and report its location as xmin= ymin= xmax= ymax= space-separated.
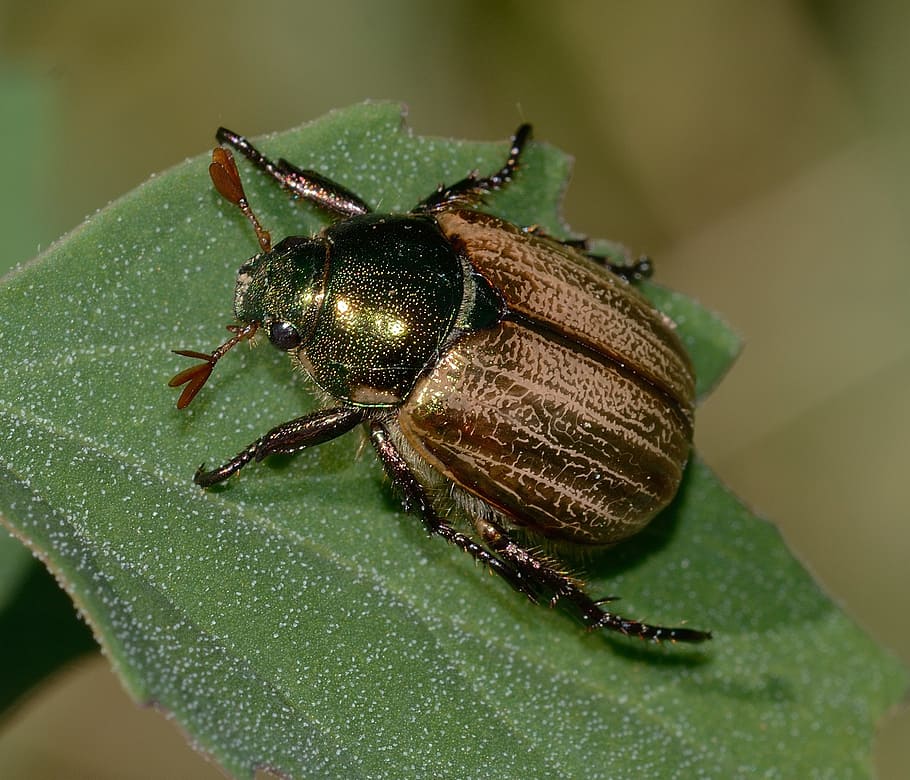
xmin=399 ymin=320 xmax=692 ymax=545
xmin=436 ymin=210 xmax=695 ymax=414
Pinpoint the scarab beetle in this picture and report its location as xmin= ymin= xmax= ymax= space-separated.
xmin=170 ymin=124 xmax=710 ymax=643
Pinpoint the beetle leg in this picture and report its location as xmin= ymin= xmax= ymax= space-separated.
xmin=413 ymin=124 xmax=532 ymax=212
xmin=194 ymin=406 xmax=368 ymax=487
xmin=591 ymin=254 xmax=653 ymax=283
xmin=215 ymin=127 xmax=372 ymax=218
xmin=369 ymin=422 xmax=533 ymax=596
xmin=523 ymin=224 xmax=654 ymax=282
xmin=578 ymin=237 xmax=653 ymax=282
xmin=477 ymin=516 xmax=711 ymax=644
xmin=372 ymin=420 xmax=708 ymax=643
xmin=472 ymin=517 xmax=574 ymax=606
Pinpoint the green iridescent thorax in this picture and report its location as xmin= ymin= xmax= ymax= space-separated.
xmin=233 ymin=236 xmax=326 ymax=340
xmin=302 ymin=214 xmax=466 ymax=407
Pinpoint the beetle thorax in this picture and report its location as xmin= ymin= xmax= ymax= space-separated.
xmin=296 ymin=214 xmax=467 ymax=407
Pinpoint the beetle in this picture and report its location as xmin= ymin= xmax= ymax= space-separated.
xmin=169 ymin=124 xmax=710 ymax=643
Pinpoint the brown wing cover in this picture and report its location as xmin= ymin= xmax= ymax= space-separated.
xmin=398 ymin=321 xmax=692 ymax=545
xmin=435 ymin=210 xmax=695 ymax=413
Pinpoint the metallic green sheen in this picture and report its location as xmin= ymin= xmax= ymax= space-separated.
xmin=232 ymin=236 xmax=325 ymax=339
xmin=301 ymin=214 xmax=464 ymax=406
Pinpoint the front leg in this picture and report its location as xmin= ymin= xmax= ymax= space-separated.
xmin=194 ymin=406 xmax=367 ymax=487
xmin=216 ymin=127 xmax=372 ymax=218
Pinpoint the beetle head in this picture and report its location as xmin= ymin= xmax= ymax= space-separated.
xmin=233 ymin=235 xmax=327 ymax=353
xmin=169 ymin=237 xmax=327 ymax=409
xmin=171 ymin=145 xmax=331 ymax=409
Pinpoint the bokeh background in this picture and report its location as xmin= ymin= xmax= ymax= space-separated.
xmin=0 ymin=1 xmax=907 ymax=777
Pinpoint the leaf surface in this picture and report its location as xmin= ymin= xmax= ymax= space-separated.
xmin=0 ymin=102 xmax=903 ymax=778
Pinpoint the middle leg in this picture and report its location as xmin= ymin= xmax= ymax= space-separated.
xmin=414 ymin=124 xmax=532 ymax=212
xmin=194 ymin=406 xmax=368 ymax=487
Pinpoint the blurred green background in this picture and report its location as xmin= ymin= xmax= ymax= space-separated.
xmin=0 ymin=1 xmax=906 ymax=777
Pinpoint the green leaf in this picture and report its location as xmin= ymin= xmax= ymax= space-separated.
xmin=0 ymin=102 xmax=903 ymax=778
xmin=641 ymin=280 xmax=741 ymax=401
xmin=0 ymin=68 xmax=97 ymax=713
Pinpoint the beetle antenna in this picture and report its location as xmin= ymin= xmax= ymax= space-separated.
xmin=210 ymin=146 xmax=272 ymax=253
xmin=169 ymin=322 xmax=259 ymax=409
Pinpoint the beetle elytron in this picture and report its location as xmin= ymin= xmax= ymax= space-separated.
xmin=170 ymin=123 xmax=710 ymax=643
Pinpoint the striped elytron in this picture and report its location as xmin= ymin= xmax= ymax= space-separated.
xmin=169 ymin=124 xmax=710 ymax=643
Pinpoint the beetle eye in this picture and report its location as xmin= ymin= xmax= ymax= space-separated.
xmin=268 ymin=320 xmax=302 ymax=351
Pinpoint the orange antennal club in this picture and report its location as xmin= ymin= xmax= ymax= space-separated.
xmin=169 ymin=322 xmax=259 ymax=409
xmin=209 ymin=147 xmax=272 ymax=253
